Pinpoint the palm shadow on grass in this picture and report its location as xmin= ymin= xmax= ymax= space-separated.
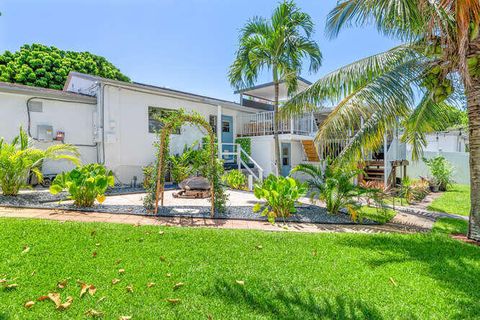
xmin=336 ymin=234 xmax=480 ymax=319
xmin=210 ymin=280 xmax=388 ymax=319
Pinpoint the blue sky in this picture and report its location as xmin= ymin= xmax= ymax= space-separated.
xmin=0 ymin=0 xmax=399 ymax=102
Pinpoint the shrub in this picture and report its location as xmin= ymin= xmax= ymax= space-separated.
xmin=50 ymin=164 xmax=114 ymax=207
xmin=235 ymin=137 xmax=251 ymax=163
xmin=400 ymin=177 xmax=430 ymax=204
xmin=253 ymin=175 xmax=307 ymax=223
xmin=0 ymin=127 xmax=80 ymax=196
xmin=423 ymin=156 xmax=454 ymax=191
xmin=291 ymin=163 xmax=364 ymax=219
xmin=142 ymin=163 xmax=155 ymax=189
xmin=222 ymin=170 xmax=247 ymax=190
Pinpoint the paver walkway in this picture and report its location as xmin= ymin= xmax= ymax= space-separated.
xmin=0 ymin=206 xmax=426 ymax=234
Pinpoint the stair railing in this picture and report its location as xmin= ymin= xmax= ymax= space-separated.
xmin=221 ymin=143 xmax=264 ymax=182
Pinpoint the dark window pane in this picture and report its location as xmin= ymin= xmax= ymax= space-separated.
xmin=148 ymin=107 xmax=180 ymax=134
xmin=222 ymin=121 xmax=230 ymax=133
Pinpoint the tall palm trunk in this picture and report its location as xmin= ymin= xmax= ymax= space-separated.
xmin=467 ymin=39 xmax=480 ymax=241
xmin=273 ymin=81 xmax=282 ymax=176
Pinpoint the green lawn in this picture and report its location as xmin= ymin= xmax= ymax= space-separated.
xmin=428 ymin=184 xmax=471 ymax=216
xmin=359 ymin=206 xmax=396 ymax=224
xmin=1 ymin=218 xmax=480 ymax=319
xmin=433 ymin=217 xmax=469 ymax=236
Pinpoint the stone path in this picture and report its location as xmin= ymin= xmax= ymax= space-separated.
xmin=0 ymin=206 xmax=425 ymax=234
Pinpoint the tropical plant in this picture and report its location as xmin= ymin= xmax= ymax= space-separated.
xmin=142 ymin=163 xmax=155 ymax=189
xmin=222 ymin=169 xmax=247 ymax=190
xmin=229 ymin=0 xmax=322 ymax=176
xmin=282 ymin=0 xmax=480 ymax=240
xmin=253 ymin=174 xmax=307 ymax=223
xmin=0 ymin=43 xmax=130 ymax=90
xmin=49 ymin=164 xmax=114 ymax=207
xmin=168 ymin=153 xmax=194 ymax=184
xmin=424 ymin=156 xmax=454 ymax=191
xmin=291 ymin=163 xmax=363 ymax=219
xmin=235 ymin=137 xmax=251 ymax=163
xmin=400 ymin=177 xmax=430 ymax=204
xmin=167 ymin=142 xmax=203 ymax=183
xmin=0 ymin=128 xmax=79 ymax=196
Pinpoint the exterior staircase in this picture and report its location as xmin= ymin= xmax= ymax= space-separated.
xmin=301 ymin=140 xmax=320 ymax=162
xmin=362 ymin=160 xmax=385 ymax=183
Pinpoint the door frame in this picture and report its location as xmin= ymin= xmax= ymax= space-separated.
xmin=281 ymin=142 xmax=292 ymax=177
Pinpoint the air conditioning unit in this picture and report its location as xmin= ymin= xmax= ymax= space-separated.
xmin=37 ymin=125 xmax=54 ymax=141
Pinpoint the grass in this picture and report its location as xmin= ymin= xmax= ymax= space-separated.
xmin=359 ymin=206 xmax=396 ymax=224
xmin=428 ymin=184 xmax=471 ymax=216
xmin=1 ymin=218 xmax=480 ymax=319
xmin=433 ymin=217 xmax=469 ymax=236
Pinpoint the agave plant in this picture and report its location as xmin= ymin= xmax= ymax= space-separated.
xmin=0 ymin=128 xmax=80 ymax=196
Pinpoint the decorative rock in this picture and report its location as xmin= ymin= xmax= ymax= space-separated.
xmin=179 ymin=177 xmax=210 ymax=191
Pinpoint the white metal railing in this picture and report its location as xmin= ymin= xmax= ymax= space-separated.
xmin=316 ymin=138 xmax=350 ymax=160
xmin=236 ymin=111 xmax=317 ymax=137
xmin=221 ymin=143 xmax=264 ymax=182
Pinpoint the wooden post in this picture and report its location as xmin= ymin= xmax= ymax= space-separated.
xmin=154 ymin=127 xmax=169 ymax=215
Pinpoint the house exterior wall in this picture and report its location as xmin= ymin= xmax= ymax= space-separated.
xmin=249 ymin=136 xmax=307 ymax=177
xmin=0 ymin=91 xmax=97 ymax=174
xmin=101 ymin=85 xmax=248 ymax=184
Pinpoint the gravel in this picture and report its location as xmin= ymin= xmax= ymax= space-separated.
xmin=0 ymin=188 xmax=376 ymax=225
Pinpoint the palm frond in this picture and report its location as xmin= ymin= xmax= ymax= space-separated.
xmin=281 ymin=45 xmax=420 ymax=117
xmin=325 ymin=0 xmax=426 ymax=41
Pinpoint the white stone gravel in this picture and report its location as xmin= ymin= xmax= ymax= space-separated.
xmin=0 ymin=189 xmax=375 ymax=225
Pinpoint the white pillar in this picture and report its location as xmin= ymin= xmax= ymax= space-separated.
xmin=217 ymin=105 xmax=222 ymax=160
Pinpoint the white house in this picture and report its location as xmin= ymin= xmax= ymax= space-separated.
xmin=0 ymin=71 xmax=414 ymax=187
xmin=0 ymin=72 xmax=325 ymax=184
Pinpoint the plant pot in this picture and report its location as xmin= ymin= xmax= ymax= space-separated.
xmin=430 ymin=185 xmax=440 ymax=193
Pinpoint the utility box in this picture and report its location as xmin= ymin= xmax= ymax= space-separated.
xmin=37 ymin=125 xmax=54 ymax=141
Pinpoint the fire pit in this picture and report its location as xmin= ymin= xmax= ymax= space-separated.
xmin=173 ymin=177 xmax=211 ymax=199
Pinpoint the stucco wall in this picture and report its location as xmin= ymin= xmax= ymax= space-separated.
xmin=249 ymin=136 xmax=307 ymax=177
xmin=101 ymin=85 xmax=246 ymax=184
xmin=0 ymin=91 xmax=98 ymax=175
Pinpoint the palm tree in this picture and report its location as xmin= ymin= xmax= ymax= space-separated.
xmin=229 ymin=0 xmax=322 ymax=176
xmin=282 ymin=1 xmax=480 ymax=241
xmin=0 ymin=127 xmax=80 ymax=196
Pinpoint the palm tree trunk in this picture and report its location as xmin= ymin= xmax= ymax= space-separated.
xmin=273 ymin=81 xmax=282 ymax=176
xmin=467 ymin=40 xmax=480 ymax=241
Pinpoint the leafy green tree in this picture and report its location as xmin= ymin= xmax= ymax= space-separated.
xmin=229 ymin=0 xmax=322 ymax=176
xmin=0 ymin=43 xmax=130 ymax=90
xmin=283 ymin=1 xmax=480 ymax=241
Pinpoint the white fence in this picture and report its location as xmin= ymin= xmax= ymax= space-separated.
xmin=407 ymin=151 xmax=470 ymax=184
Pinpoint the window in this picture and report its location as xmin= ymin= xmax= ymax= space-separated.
xmin=222 ymin=121 xmax=230 ymax=133
xmin=209 ymin=115 xmax=217 ymax=134
xmin=148 ymin=107 xmax=180 ymax=134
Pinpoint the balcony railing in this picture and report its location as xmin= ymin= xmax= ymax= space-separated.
xmin=236 ymin=111 xmax=317 ymax=137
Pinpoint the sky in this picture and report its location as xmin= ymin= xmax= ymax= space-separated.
xmin=0 ymin=0 xmax=399 ymax=102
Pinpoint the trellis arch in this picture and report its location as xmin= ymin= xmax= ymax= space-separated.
xmin=154 ymin=112 xmax=217 ymax=217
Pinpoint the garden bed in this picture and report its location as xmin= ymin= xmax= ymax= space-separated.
xmin=0 ymin=189 xmax=378 ymax=225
